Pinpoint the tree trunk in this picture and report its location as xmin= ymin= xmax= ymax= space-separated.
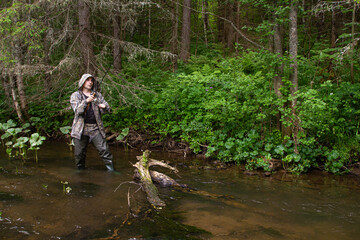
xmin=171 ymin=0 xmax=179 ymax=54
xmin=42 ymin=0 xmax=52 ymax=93
xmin=11 ymin=6 xmax=27 ymax=117
xmin=15 ymin=62 xmax=27 ymax=114
xmin=226 ymin=3 xmax=235 ymax=52
xmin=329 ymin=6 xmax=337 ymax=79
xmin=289 ymin=0 xmax=298 ymax=102
xmin=78 ymin=0 xmax=96 ymax=75
xmin=1 ymin=76 xmax=11 ymax=107
xmin=274 ymin=20 xmax=283 ymax=131
xmin=351 ymin=1 xmax=356 ymax=83
xmin=113 ymin=14 xmax=122 ymax=72
xmin=133 ymin=150 xmax=173 ymax=207
xmin=171 ymin=0 xmax=179 ymax=71
xmin=217 ymin=1 xmax=225 ymax=43
xmin=273 ymin=23 xmax=283 ymax=97
xmin=235 ymin=2 xmax=241 ymax=55
xmin=179 ymin=0 xmax=191 ymax=61
xmin=289 ymin=0 xmax=299 ymax=154
xmin=148 ymin=6 xmax=151 ymax=49
xmin=9 ymin=75 xmax=24 ymax=123
xmin=331 ymin=9 xmax=336 ymax=49
xmin=202 ymin=0 xmax=209 ymax=47
xmin=13 ymin=38 xmax=27 ymax=117
xmin=193 ymin=0 xmax=198 ymax=56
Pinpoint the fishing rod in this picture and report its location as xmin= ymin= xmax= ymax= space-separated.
xmin=94 ymin=41 xmax=127 ymax=94
xmin=88 ymin=42 xmax=126 ymax=109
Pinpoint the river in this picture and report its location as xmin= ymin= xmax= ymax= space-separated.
xmin=1 ymin=141 xmax=360 ymax=239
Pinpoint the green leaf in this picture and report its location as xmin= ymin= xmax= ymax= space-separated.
xmin=121 ymin=127 xmax=130 ymax=136
xmin=1 ymin=132 xmax=11 ymax=140
xmin=275 ymin=145 xmax=285 ymax=155
xmin=29 ymin=133 xmax=46 ymax=147
xmin=225 ymin=139 xmax=235 ymax=149
xmin=13 ymin=137 xmax=28 ymax=148
xmin=116 ymin=128 xmax=130 ymax=141
xmin=60 ymin=126 xmax=72 ymax=135
xmin=265 ymin=143 xmax=273 ymax=151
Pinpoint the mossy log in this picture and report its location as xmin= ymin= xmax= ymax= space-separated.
xmin=132 ymin=150 xmax=251 ymax=210
xmin=133 ymin=150 xmax=182 ymax=207
xmin=134 ymin=170 xmax=189 ymax=188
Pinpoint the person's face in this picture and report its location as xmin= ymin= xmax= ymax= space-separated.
xmin=83 ymin=77 xmax=94 ymax=90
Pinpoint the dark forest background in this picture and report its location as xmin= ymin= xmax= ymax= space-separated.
xmin=1 ymin=0 xmax=360 ymax=174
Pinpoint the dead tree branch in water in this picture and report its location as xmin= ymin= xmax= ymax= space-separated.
xmin=132 ymin=150 xmax=188 ymax=207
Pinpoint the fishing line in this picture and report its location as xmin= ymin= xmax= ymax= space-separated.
xmin=95 ymin=41 xmax=128 ymax=93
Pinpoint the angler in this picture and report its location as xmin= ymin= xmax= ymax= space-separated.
xmin=70 ymin=73 xmax=114 ymax=171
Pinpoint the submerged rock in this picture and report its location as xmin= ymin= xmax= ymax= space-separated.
xmin=0 ymin=192 xmax=23 ymax=202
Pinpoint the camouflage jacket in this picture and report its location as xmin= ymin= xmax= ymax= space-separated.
xmin=70 ymin=74 xmax=111 ymax=140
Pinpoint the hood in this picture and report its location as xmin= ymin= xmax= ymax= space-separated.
xmin=78 ymin=73 xmax=98 ymax=91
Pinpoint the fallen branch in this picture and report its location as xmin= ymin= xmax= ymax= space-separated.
xmin=132 ymin=150 xmax=167 ymax=207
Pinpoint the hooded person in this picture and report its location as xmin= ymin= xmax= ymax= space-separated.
xmin=70 ymin=73 xmax=114 ymax=171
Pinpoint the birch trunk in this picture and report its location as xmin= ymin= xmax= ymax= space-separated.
xmin=202 ymin=0 xmax=209 ymax=47
xmin=9 ymin=75 xmax=24 ymax=123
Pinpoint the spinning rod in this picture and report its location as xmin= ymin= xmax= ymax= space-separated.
xmin=94 ymin=42 xmax=126 ymax=93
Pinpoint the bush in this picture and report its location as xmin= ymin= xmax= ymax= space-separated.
xmin=127 ymin=52 xmax=360 ymax=174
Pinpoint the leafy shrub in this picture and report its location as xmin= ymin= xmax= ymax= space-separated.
xmin=126 ymin=53 xmax=360 ymax=174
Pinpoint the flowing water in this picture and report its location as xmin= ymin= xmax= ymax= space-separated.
xmin=1 ymin=141 xmax=360 ymax=239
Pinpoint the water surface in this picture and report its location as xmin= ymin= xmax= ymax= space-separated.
xmin=1 ymin=141 xmax=360 ymax=239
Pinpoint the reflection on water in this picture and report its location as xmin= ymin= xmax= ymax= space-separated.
xmin=172 ymin=170 xmax=360 ymax=240
xmin=1 ymin=141 xmax=360 ymax=239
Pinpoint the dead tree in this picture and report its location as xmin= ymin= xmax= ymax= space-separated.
xmin=133 ymin=150 xmax=181 ymax=207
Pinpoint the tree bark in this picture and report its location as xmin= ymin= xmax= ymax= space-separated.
xmin=133 ymin=150 xmax=171 ymax=207
xmin=331 ymin=8 xmax=337 ymax=49
xmin=226 ymin=3 xmax=235 ymax=52
xmin=289 ymin=0 xmax=298 ymax=101
xmin=78 ymin=0 xmax=96 ymax=75
xmin=171 ymin=0 xmax=179 ymax=54
xmin=15 ymin=62 xmax=27 ymax=114
xmin=179 ymin=0 xmax=191 ymax=61
xmin=235 ymin=2 xmax=241 ymax=55
xmin=11 ymin=5 xmax=27 ymax=116
xmin=329 ymin=6 xmax=337 ymax=78
xmin=217 ymin=1 xmax=225 ymax=43
xmin=13 ymin=40 xmax=27 ymax=119
xmin=113 ymin=13 xmax=122 ymax=72
xmin=1 ymin=76 xmax=11 ymax=107
xmin=148 ymin=6 xmax=151 ymax=49
xmin=202 ymin=0 xmax=209 ymax=47
xmin=351 ymin=1 xmax=356 ymax=83
xmin=273 ymin=23 xmax=283 ymax=97
xmin=43 ymin=0 xmax=52 ymax=92
xmin=273 ymin=19 xmax=284 ymax=131
xmin=289 ymin=0 xmax=299 ymax=153
xmin=9 ymin=75 xmax=24 ymax=123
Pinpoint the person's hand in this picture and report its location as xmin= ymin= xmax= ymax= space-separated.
xmin=86 ymin=93 xmax=95 ymax=103
xmin=98 ymin=104 xmax=106 ymax=109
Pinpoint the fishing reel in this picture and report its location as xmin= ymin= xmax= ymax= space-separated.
xmin=90 ymin=91 xmax=98 ymax=105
